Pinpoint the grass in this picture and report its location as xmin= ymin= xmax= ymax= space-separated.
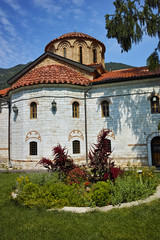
xmin=1 ymin=172 xmax=160 ymax=240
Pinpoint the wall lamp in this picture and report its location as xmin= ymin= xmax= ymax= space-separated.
xmin=51 ymin=100 xmax=57 ymax=112
xmin=12 ymin=104 xmax=18 ymax=114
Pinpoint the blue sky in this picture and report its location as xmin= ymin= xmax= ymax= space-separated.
xmin=0 ymin=0 xmax=158 ymax=69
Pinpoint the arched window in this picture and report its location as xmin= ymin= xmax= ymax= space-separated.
xmin=93 ymin=49 xmax=97 ymax=63
xmin=101 ymin=101 xmax=109 ymax=117
xmin=151 ymin=96 xmax=159 ymax=113
xmin=63 ymin=47 xmax=66 ymax=58
xmin=79 ymin=46 xmax=83 ymax=64
xmin=30 ymin=102 xmax=37 ymax=119
xmin=73 ymin=140 xmax=80 ymax=154
xmin=72 ymin=101 xmax=79 ymax=118
xmin=30 ymin=141 xmax=37 ymax=155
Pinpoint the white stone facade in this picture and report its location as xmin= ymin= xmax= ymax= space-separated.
xmin=0 ymin=32 xmax=159 ymax=169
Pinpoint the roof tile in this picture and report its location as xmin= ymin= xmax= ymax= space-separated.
xmin=10 ymin=64 xmax=90 ymax=90
xmin=92 ymin=66 xmax=160 ymax=83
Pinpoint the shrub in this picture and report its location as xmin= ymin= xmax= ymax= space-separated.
xmin=36 ymin=158 xmax=54 ymax=171
xmin=110 ymin=173 xmax=158 ymax=206
xmin=66 ymin=167 xmax=87 ymax=185
xmin=52 ymin=144 xmax=76 ymax=174
xmin=36 ymin=144 xmax=76 ymax=176
xmin=91 ymin=181 xmax=111 ymax=206
xmin=89 ymin=129 xmax=114 ymax=181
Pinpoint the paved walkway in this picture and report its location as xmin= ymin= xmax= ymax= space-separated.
xmin=48 ymin=185 xmax=160 ymax=214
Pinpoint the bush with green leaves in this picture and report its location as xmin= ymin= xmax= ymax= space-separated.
xmin=91 ymin=181 xmax=111 ymax=206
xmin=110 ymin=172 xmax=159 ymax=206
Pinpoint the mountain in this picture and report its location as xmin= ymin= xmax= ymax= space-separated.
xmin=105 ymin=62 xmax=134 ymax=71
xmin=0 ymin=63 xmax=31 ymax=90
xmin=0 ymin=62 xmax=135 ymax=90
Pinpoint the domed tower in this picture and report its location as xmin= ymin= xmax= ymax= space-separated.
xmin=45 ymin=32 xmax=106 ymax=67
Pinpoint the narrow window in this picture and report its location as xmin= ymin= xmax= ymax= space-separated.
xmin=73 ymin=140 xmax=80 ymax=154
xmin=72 ymin=101 xmax=79 ymax=118
xmin=63 ymin=47 xmax=66 ymax=58
xmin=93 ymin=49 xmax=97 ymax=63
xmin=79 ymin=46 xmax=83 ymax=64
xmin=107 ymin=139 xmax=111 ymax=153
xmin=151 ymin=96 xmax=159 ymax=113
xmin=30 ymin=141 xmax=37 ymax=155
xmin=30 ymin=102 xmax=37 ymax=119
xmin=101 ymin=101 xmax=109 ymax=117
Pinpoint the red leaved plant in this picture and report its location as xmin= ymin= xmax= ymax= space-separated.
xmin=89 ymin=129 xmax=114 ymax=181
xmin=36 ymin=144 xmax=76 ymax=175
xmin=36 ymin=157 xmax=54 ymax=171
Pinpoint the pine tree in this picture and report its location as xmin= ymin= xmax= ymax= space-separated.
xmin=105 ymin=0 xmax=160 ymax=70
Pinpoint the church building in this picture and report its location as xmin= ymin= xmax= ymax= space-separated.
xmin=0 ymin=32 xmax=160 ymax=169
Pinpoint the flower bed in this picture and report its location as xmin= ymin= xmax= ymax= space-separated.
xmin=10 ymin=130 xmax=160 ymax=209
xmin=11 ymin=167 xmax=159 ymax=209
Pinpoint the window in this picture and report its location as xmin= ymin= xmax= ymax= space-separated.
xmin=151 ymin=96 xmax=159 ymax=113
xmin=30 ymin=102 xmax=37 ymax=119
xmin=79 ymin=46 xmax=83 ymax=64
xmin=107 ymin=139 xmax=111 ymax=153
xmin=30 ymin=141 xmax=37 ymax=155
xmin=93 ymin=49 xmax=97 ymax=63
xmin=63 ymin=47 xmax=66 ymax=58
xmin=101 ymin=101 xmax=109 ymax=117
xmin=73 ymin=140 xmax=80 ymax=154
xmin=72 ymin=101 xmax=79 ymax=118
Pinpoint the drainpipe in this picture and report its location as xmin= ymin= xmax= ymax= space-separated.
xmin=8 ymin=101 xmax=11 ymax=167
xmin=84 ymin=85 xmax=92 ymax=165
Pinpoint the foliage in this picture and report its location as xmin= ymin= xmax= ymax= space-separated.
xmin=105 ymin=0 xmax=160 ymax=70
xmin=110 ymin=171 xmax=159 ymax=205
xmin=36 ymin=144 xmax=76 ymax=177
xmin=66 ymin=167 xmax=88 ymax=185
xmin=36 ymin=158 xmax=54 ymax=171
xmin=52 ymin=144 xmax=75 ymax=174
xmin=2 ymin=173 xmax=160 ymax=240
xmin=91 ymin=181 xmax=111 ymax=206
xmin=89 ymin=129 xmax=116 ymax=181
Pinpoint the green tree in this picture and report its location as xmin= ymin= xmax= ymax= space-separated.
xmin=105 ymin=0 xmax=160 ymax=70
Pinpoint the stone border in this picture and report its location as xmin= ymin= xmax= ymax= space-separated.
xmin=48 ymin=185 xmax=160 ymax=214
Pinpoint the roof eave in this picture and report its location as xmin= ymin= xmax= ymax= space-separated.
xmin=92 ymin=74 xmax=160 ymax=85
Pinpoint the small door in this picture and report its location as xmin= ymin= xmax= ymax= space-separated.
xmin=151 ymin=137 xmax=160 ymax=167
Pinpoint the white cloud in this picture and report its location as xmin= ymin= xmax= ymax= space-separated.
xmin=72 ymin=0 xmax=85 ymax=7
xmin=32 ymin=0 xmax=62 ymax=14
xmin=0 ymin=8 xmax=17 ymax=37
xmin=2 ymin=0 xmax=26 ymax=15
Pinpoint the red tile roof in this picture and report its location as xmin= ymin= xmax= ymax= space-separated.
xmin=10 ymin=64 xmax=90 ymax=90
xmin=45 ymin=32 xmax=105 ymax=53
xmin=0 ymin=87 xmax=10 ymax=96
xmin=92 ymin=66 xmax=160 ymax=83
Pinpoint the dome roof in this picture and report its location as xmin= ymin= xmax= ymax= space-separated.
xmin=10 ymin=64 xmax=90 ymax=90
xmin=45 ymin=32 xmax=105 ymax=53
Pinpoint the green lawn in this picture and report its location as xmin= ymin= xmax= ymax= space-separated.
xmin=1 ymin=172 xmax=160 ymax=240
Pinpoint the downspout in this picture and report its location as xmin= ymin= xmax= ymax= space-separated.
xmin=84 ymin=85 xmax=92 ymax=165
xmin=8 ymin=101 xmax=11 ymax=167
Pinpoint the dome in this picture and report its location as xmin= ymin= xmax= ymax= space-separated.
xmin=45 ymin=32 xmax=105 ymax=53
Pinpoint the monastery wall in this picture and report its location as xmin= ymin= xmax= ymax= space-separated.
xmin=10 ymin=86 xmax=86 ymax=169
xmin=87 ymin=78 xmax=160 ymax=167
xmin=9 ymin=78 xmax=160 ymax=169
xmin=0 ymin=101 xmax=9 ymax=167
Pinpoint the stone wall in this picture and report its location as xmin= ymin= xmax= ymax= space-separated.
xmin=9 ymin=77 xmax=160 ymax=169
xmin=47 ymin=39 xmax=105 ymax=67
xmin=86 ymin=78 xmax=160 ymax=167
xmin=10 ymin=85 xmax=86 ymax=169
xmin=0 ymin=100 xmax=9 ymax=167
